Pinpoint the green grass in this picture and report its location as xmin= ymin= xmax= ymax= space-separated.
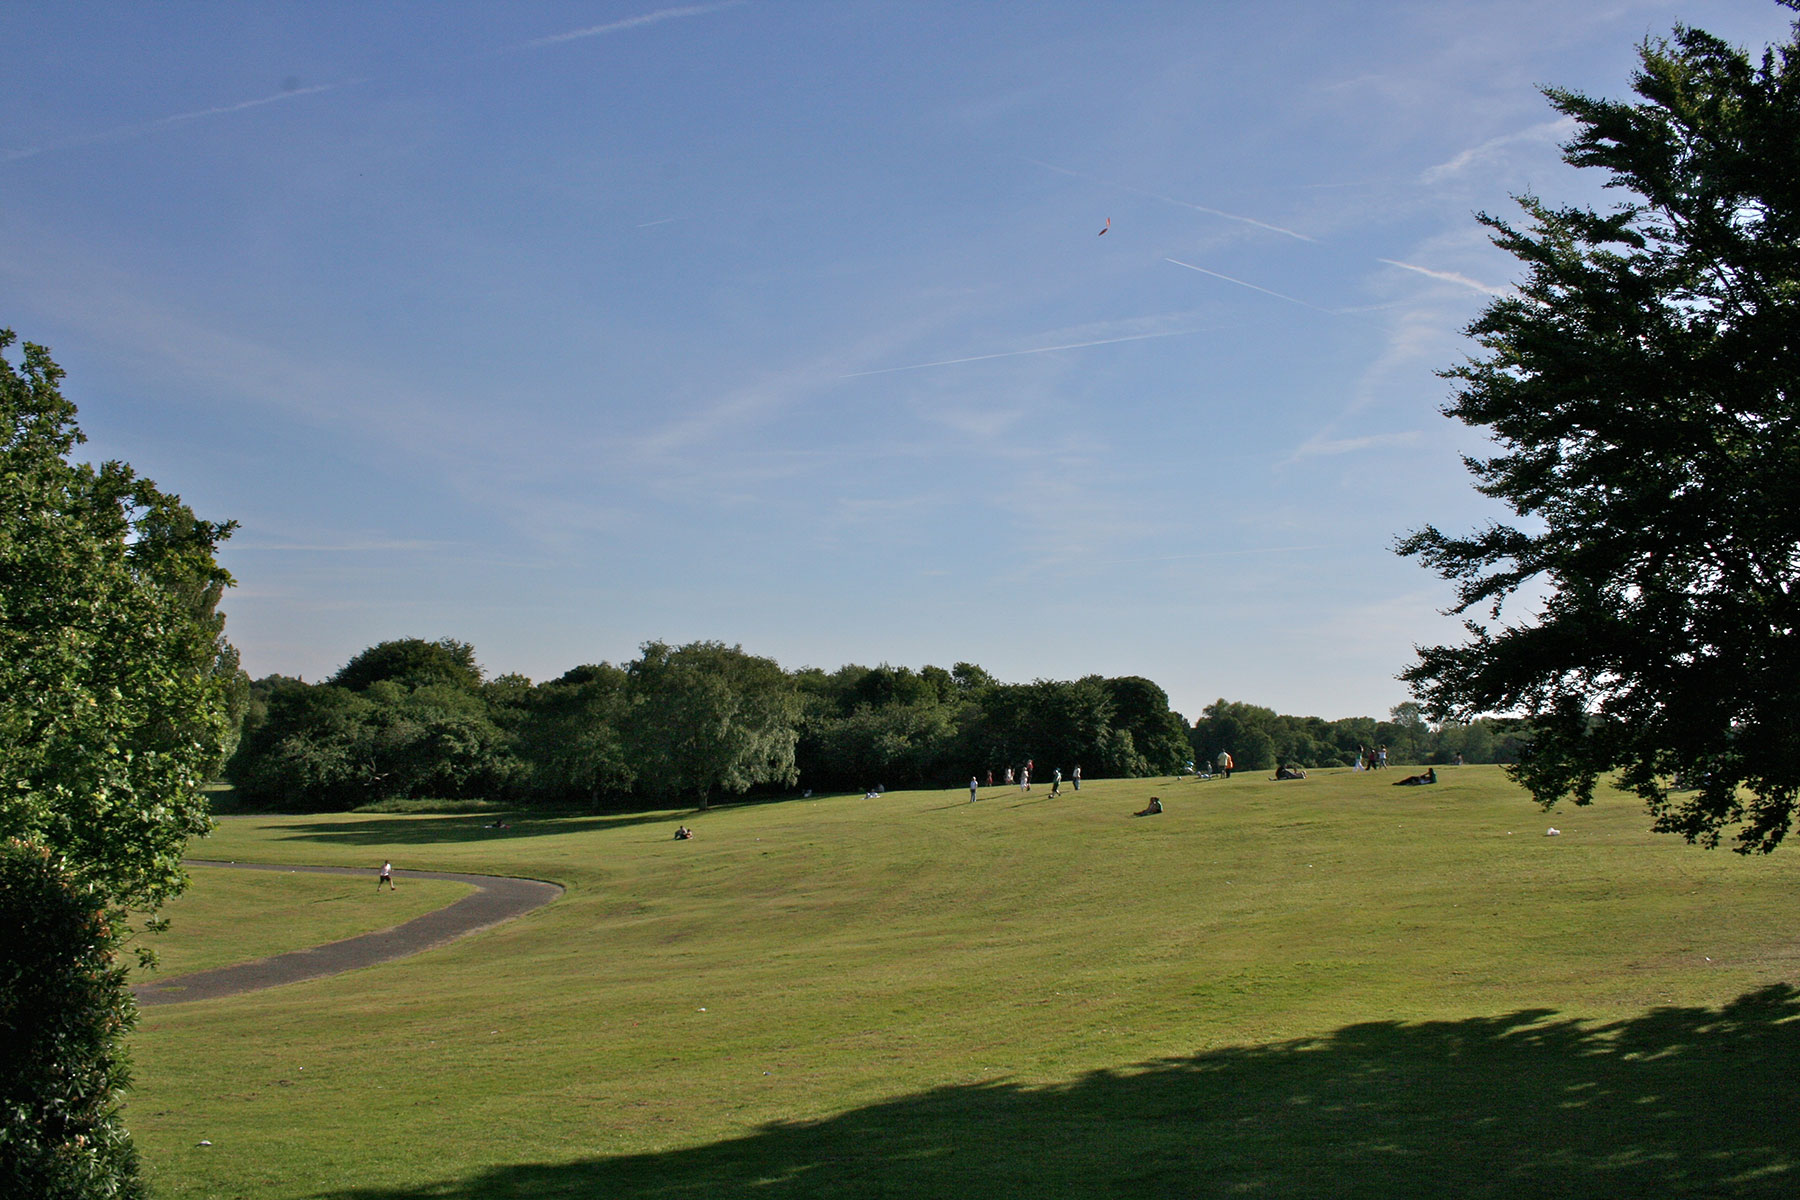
xmin=133 ymin=866 xmax=473 ymax=978
xmin=129 ymin=768 xmax=1800 ymax=1198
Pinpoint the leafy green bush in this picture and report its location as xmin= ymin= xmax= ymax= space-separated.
xmin=0 ymin=841 xmax=145 ymax=1200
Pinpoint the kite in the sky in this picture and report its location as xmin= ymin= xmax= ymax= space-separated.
xmin=1098 ymin=218 xmax=1110 ymax=236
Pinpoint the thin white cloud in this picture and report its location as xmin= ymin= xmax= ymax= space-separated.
xmin=1287 ymin=431 xmax=1423 ymax=460
xmin=843 ymin=327 xmax=1200 ymax=378
xmin=630 ymin=310 xmax=956 ymax=462
xmin=230 ymin=539 xmax=449 ymax=553
xmin=5 ymin=4 xmax=745 ymax=164
xmin=509 ymin=2 xmax=748 ymax=51
xmin=1420 ymin=117 xmax=1574 ymax=184
xmin=4 ymin=80 xmax=361 ymax=163
xmin=1023 ymin=158 xmax=1316 ymax=242
xmin=1088 ymin=543 xmax=1330 ymax=568
xmin=1164 ymin=259 xmax=1338 ymax=315
xmin=1379 ymin=258 xmax=1510 ymax=296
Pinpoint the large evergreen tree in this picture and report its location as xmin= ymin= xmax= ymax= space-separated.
xmin=1399 ymin=9 xmax=1800 ymax=851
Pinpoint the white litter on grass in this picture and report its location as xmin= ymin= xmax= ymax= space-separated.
xmin=1546 ymin=827 xmax=1561 ymax=836
xmin=698 ymin=1007 xmax=706 ymax=1012
xmin=197 ymin=1140 xmax=212 ymax=1147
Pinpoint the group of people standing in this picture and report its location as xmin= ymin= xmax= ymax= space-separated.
xmin=972 ymin=761 xmax=1080 ymax=801
xmin=1353 ymin=745 xmax=1389 ymax=771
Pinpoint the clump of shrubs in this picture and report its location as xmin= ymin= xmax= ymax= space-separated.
xmin=0 ymin=840 xmax=146 ymax=1200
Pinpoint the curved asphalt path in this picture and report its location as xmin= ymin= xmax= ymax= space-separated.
xmin=132 ymin=861 xmax=563 ymax=1007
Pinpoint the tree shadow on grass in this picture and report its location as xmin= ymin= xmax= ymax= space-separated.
xmin=319 ymin=984 xmax=1798 ymax=1199
xmin=263 ymin=810 xmax=694 ymax=848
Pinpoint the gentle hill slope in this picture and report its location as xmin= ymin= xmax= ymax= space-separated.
xmin=133 ymin=767 xmax=1800 ymax=1198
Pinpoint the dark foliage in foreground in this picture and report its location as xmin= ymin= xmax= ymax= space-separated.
xmin=1402 ymin=10 xmax=1800 ymax=851
xmin=0 ymin=842 xmax=146 ymax=1200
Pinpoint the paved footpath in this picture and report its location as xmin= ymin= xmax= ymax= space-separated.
xmin=133 ymin=861 xmax=563 ymax=1008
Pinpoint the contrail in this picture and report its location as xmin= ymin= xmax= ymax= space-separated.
xmin=1088 ymin=543 xmax=1328 ymax=568
xmin=509 ymin=2 xmax=748 ymax=51
xmin=4 ymin=80 xmax=359 ymax=163
xmin=1164 ymin=258 xmax=1338 ymax=314
xmin=1023 ymin=158 xmax=1315 ymax=243
xmin=6 ymin=4 xmax=745 ymax=164
xmin=1378 ymin=258 xmax=1509 ymax=297
xmin=842 ymin=328 xmax=1197 ymax=378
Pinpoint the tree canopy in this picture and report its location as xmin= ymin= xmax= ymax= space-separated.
xmin=1399 ymin=9 xmax=1800 ymax=851
xmin=626 ymin=641 xmax=800 ymax=809
xmin=0 ymin=330 xmax=238 ymax=909
xmin=1 ymin=329 xmax=238 ymax=1199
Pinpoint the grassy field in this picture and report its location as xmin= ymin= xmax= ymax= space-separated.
xmin=135 ymin=866 xmax=473 ymax=978
xmin=129 ymin=767 xmax=1800 ymax=1198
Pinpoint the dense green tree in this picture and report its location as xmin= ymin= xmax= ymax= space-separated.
xmin=517 ymin=663 xmax=635 ymax=804
xmin=0 ymin=330 xmax=236 ymax=909
xmin=951 ymin=661 xmax=998 ymax=694
xmin=1385 ymin=702 xmax=1431 ymax=765
xmin=230 ymin=669 xmax=516 ymax=809
xmin=331 ymin=637 xmax=483 ymax=694
xmin=810 ymin=701 xmax=960 ymax=790
xmin=1 ymin=331 xmax=237 ymax=1197
xmin=626 ymin=641 xmax=800 ymax=809
xmin=1399 ymin=10 xmax=1800 ymax=850
xmin=0 ymin=843 xmax=146 ymax=1200
xmin=1100 ymin=676 xmax=1192 ymax=775
xmin=230 ymin=681 xmax=382 ymax=809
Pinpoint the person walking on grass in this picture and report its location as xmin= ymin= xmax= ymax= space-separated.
xmin=1073 ymin=765 xmax=1081 ymax=791
xmin=377 ymin=861 xmax=395 ymax=892
xmin=971 ymin=776 xmax=980 ymax=803
xmin=1217 ymin=750 xmax=1234 ymax=779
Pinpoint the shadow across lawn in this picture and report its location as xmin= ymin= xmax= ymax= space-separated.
xmin=320 ymin=984 xmax=1798 ymax=1199
xmin=263 ymin=810 xmax=694 ymax=848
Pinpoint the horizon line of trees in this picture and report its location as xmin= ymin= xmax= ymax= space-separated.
xmin=226 ymin=637 xmax=1531 ymax=812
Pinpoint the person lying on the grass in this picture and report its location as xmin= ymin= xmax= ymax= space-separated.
xmin=1393 ymin=768 xmax=1437 ymax=786
xmin=1134 ymin=797 xmax=1163 ymax=816
xmin=1273 ymin=765 xmax=1307 ymax=780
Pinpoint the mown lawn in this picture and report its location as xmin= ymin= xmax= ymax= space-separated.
xmin=135 ymin=865 xmax=472 ymax=978
xmin=130 ymin=767 xmax=1800 ymax=1198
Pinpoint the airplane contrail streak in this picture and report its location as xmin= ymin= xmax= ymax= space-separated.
xmin=6 ymin=4 xmax=744 ymax=164
xmin=1378 ymin=258 xmax=1510 ymax=296
xmin=1164 ymin=259 xmax=1338 ymax=314
xmin=4 ymin=81 xmax=359 ymax=162
xmin=842 ymin=328 xmax=1197 ymax=378
xmin=1022 ymin=158 xmax=1315 ymax=242
xmin=509 ymin=2 xmax=747 ymax=51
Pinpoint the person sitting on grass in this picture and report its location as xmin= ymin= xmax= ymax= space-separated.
xmin=674 ymin=825 xmax=694 ymax=840
xmin=1273 ymin=764 xmax=1307 ymax=780
xmin=1393 ymin=768 xmax=1438 ymax=786
xmin=1134 ymin=796 xmax=1164 ymax=817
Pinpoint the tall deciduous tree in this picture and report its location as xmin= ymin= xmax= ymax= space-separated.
xmin=1399 ymin=9 xmax=1800 ymax=850
xmin=0 ymin=330 xmax=236 ymax=907
xmin=1 ymin=330 xmax=237 ymax=1198
xmin=626 ymin=641 xmax=800 ymax=809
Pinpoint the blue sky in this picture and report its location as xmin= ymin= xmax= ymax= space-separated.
xmin=4 ymin=1 xmax=1792 ymax=720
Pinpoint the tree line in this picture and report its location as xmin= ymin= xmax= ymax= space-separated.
xmin=226 ymin=637 xmax=1530 ymax=811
